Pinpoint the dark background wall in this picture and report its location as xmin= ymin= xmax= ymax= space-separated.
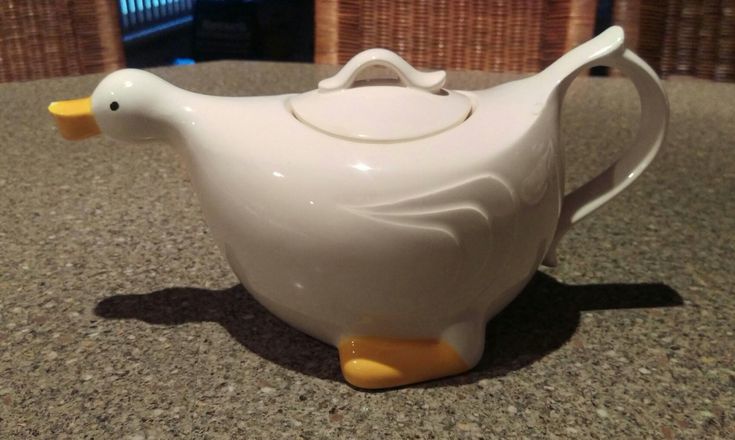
xmin=123 ymin=0 xmax=314 ymax=68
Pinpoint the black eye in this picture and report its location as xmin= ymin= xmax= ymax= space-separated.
xmin=110 ymin=101 xmax=120 ymax=111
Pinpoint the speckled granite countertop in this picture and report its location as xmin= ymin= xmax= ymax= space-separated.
xmin=1 ymin=61 xmax=733 ymax=439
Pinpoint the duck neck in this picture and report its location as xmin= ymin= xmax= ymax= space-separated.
xmin=145 ymin=89 xmax=204 ymax=146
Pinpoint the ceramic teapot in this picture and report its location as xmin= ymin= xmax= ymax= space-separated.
xmin=49 ymin=26 xmax=667 ymax=389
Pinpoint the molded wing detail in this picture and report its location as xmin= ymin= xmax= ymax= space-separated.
xmin=345 ymin=174 xmax=517 ymax=278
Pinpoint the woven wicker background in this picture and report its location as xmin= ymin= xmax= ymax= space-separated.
xmin=315 ymin=0 xmax=598 ymax=73
xmin=3 ymin=1 xmax=732 ymax=83
xmin=614 ymin=0 xmax=734 ymax=82
xmin=0 ymin=0 xmax=125 ymax=83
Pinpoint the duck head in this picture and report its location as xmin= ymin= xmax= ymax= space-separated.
xmin=49 ymin=69 xmax=177 ymax=142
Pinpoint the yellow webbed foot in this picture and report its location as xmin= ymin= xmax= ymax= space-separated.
xmin=338 ymin=336 xmax=469 ymax=389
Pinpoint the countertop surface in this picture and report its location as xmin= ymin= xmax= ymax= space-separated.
xmin=1 ymin=61 xmax=733 ymax=439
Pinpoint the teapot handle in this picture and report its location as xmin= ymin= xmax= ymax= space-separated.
xmin=544 ymin=37 xmax=669 ymax=266
xmin=318 ymin=48 xmax=446 ymax=93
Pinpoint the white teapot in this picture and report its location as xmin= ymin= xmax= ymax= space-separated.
xmin=49 ymin=26 xmax=667 ymax=389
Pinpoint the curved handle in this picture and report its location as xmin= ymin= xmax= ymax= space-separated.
xmin=318 ymin=48 xmax=446 ymax=93
xmin=544 ymin=48 xmax=669 ymax=266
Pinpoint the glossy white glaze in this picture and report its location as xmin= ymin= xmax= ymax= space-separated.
xmin=78 ymin=26 xmax=667 ymax=369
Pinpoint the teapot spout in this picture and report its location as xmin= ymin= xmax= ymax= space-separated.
xmin=538 ymin=26 xmax=625 ymax=92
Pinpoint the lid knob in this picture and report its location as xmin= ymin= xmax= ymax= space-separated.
xmin=318 ymin=48 xmax=447 ymax=93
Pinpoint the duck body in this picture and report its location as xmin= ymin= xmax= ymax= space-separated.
xmin=50 ymin=27 xmax=667 ymax=388
xmin=166 ymin=77 xmax=562 ymax=370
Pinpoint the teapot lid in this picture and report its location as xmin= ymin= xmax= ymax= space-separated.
xmin=289 ymin=49 xmax=472 ymax=142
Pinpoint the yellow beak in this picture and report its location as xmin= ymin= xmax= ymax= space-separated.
xmin=48 ymin=97 xmax=100 ymax=140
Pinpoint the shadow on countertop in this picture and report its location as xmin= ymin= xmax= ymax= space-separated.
xmin=94 ymin=272 xmax=683 ymax=387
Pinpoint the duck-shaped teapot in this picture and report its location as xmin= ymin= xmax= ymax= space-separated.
xmin=49 ymin=27 xmax=667 ymax=389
